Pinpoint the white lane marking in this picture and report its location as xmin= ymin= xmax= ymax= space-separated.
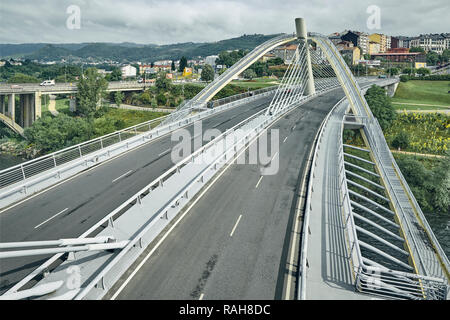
xmin=283 ymin=137 xmax=288 ymax=143
xmin=255 ymin=176 xmax=263 ymax=189
xmin=270 ymin=151 xmax=279 ymax=163
xmin=34 ymin=208 xmax=68 ymax=229
xmin=158 ymin=148 xmax=171 ymax=157
xmin=112 ymin=170 xmax=133 ymax=183
xmin=230 ymin=215 xmax=242 ymax=237
xmin=199 ymin=293 xmax=204 ymax=300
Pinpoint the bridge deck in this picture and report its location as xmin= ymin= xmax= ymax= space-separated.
xmin=305 ymin=99 xmax=375 ymax=300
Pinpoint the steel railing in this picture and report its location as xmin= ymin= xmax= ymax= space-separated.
xmin=0 ymin=115 xmax=167 ymax=189
xmin=0 ymin=87 xmax=278 ymax=209
xmin=338 ymin=114 xmax=448 ymax=300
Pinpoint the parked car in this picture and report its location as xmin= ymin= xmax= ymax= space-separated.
xmin=40 ymin=80 xmax=55 ymax=86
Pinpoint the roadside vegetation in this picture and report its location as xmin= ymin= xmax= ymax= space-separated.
xmin=385 ymin=112 xmax=450 ymax=155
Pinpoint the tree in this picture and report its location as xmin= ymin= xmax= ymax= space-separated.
xmin=107 ymin=68 xmax=122 ymax=81
xmin=426 ymin=51 xmax=440 ymax=66
xmin=114 ymin=91 xmax=124 ymax=106
xmin=155 ymin=72 xmax=172 ymax=92
xmin=396 ymin=156 xmax=433 ymax=212
xmin=400 ymin=75 xmax=409 ymax=82
xmin=386 ymin=67 xmax=399 ymax=76
xmin=201 ymin=64 xmax=215 ymax=82
xmin=24 ymin=114 xmax=92 ymax=153
xmin=242 ymin=69 xmax=257 ymax=80
xmin=441 ymin=49 xmax=450 ymax=63
xmin=140 ymin=91 xmax=151 ymax=105
xmin=178 ymin=56 xmax=188 ymax=73
xmin=364 ymin=85 xmax=397 ymax=131
xmin=156 ymin=93 xmax=167 ymax=106
xmin=416 ymin=67 xmax=431 ymax=76
xmin=410 ymin=47 xmax=425 ymax=53
xmin=250 ymin=61 xmax=268 ymax=77
xmin=430 ymin=150 xmax=450 ymax=213
xmin=76 ymin=68 xmax=108 ymax=119
xmin=171 ymin=61 xmax=176 ymax=71
xmin=391 ymin=131 xmax=410 ymax=150
xmin=7 ymin=73 xmax=40 ymax=83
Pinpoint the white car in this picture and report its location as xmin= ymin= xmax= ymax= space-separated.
xmin=40 ymin=80 xmax=55 ymax=86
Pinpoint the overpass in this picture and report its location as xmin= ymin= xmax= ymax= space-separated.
xmin=0 ymin=81 xmax=148 ymax=136
xmin=0 ymin=18 xmax=448 ymax=300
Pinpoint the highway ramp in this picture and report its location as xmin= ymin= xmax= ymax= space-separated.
xmin=108 ymin=88 xmax=347 ymax=300
xmin=0 ymin=93 xmax=273 ymax=294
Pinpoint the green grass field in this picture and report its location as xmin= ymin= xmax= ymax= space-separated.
xmin=392 ymin=80 xmax=450 ymax=110
xmin=102 ymin=108 xmax=166 ymax=128
xmin=231 ymin=77 xmax=279 ymax=89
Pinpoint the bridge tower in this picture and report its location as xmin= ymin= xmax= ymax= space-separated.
xmin=295 ymin=18 xmax=315 ymax=95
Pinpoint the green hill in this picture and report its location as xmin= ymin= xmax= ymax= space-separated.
xmin=3 ymin=33 xmax=282 ymax=62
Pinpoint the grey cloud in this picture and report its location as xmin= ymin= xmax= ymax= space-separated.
xmin=0 ymin=0 xmax=449 ymax=44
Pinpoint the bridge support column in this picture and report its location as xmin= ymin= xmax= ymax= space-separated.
xmin=0 ymin=95 xmax=5 ymax=115
xmin=34 ymin=91 xmax=42 ymax=119
xmin=20 ymin=94 xmax=36 ymax=128
xmin=385 ymin=82 xmax=398 ymax=97
xmin=295 ymin=18 xmax=315 ymax=95
xmin=8 ymin=93 xmax=15 ymax=123
xmin=69 ymin=96 xmax=76 ymax=112
xmin=20 ymin=94 xmax=26 ymax=127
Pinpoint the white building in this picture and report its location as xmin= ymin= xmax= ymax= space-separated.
xmin=356 ymin=32 xmax=370 ymax=55
xmin=121 ymin=65 xmax=137 ymax=78
xmin=205 ymin=55 xmax=219 ymax=67
xmin=410 ymin=34 xmax=450 ymax=54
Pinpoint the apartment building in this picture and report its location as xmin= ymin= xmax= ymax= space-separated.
xmin=409 ymin=34 xmax=450 ymax=54
xmin=369 ymin=33 xmax=387 ymax=53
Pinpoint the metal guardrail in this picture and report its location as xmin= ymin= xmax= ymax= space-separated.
xmin=0 ymin=116 xmax=166 ymax=189
xmin=297 ymin=81 xmax=448 ymax=300
xmin=337 ymin=114 xmax=448 ymax=300
xmin=0 ymin=81 xmax=148 ymax=94
xmin=364 ymin=116 xmax=450 ymax=277
xmin=297 ymin=95 xmax=348 ymax=300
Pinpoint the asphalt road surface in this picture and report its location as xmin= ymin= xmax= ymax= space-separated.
xmin=0 ymin=93 xmax=274 ymax=293
xmin=110 ymin=88 xmax=347 ymax=300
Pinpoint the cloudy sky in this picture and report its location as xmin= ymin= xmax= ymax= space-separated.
xmin=0 ymin=0 xmax=449 ymax=44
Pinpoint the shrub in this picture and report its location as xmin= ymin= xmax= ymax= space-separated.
xmin=400 ymin=75 xmax=409 ymax=82
xmin=156 ymin=93 xmax=167 ymax=106
xmin=391 ymin=131 xmax=410 ymax=150
xmin=24 ymin=114 xmax=93 ymax=153
xmin=364 ymin=85 xmax=397 ymax=131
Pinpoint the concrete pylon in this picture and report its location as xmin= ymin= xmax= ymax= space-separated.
xmin=35 ymin=91 xmax=42 ymax=119
xmin=20 ymin=94 xmax=26 ymax=127
xmin=1 ymin=95 xmax=5 ymax=115
xmin=295 ymin=18 xmax=315 ymax=96
xmin=69 ymin=96 xmax=77 ymax=112
xmin=8 ymin=93 xmax=15 ymax=122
